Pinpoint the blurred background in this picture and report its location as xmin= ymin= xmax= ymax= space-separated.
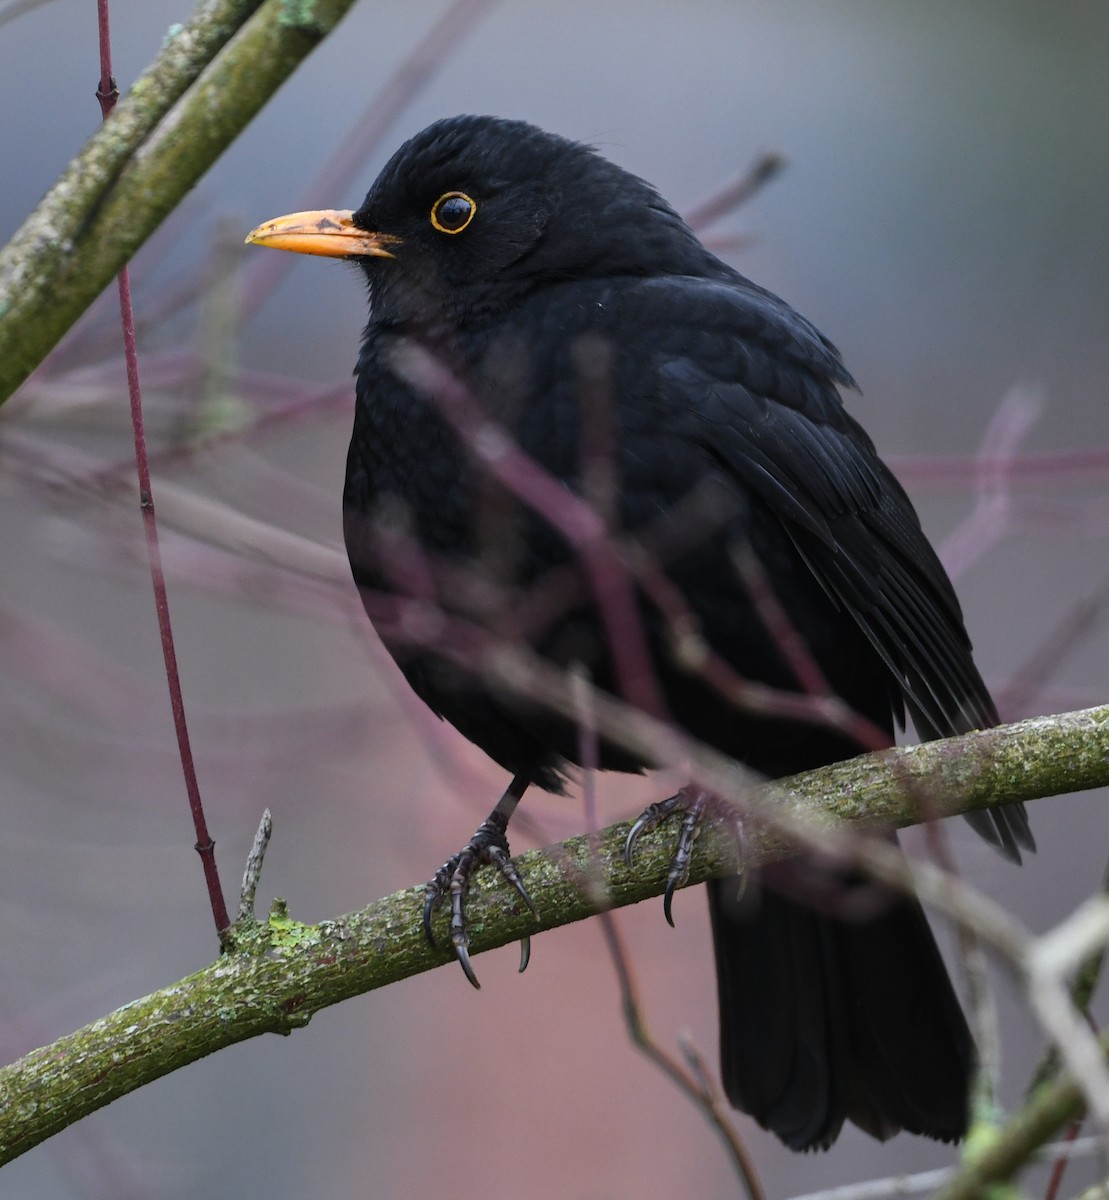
xmin=1 ymin=1 xmax=1108 ymax=1197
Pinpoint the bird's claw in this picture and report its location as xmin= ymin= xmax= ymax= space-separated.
xmin=624 ymin=793 xmax=686 ymax=867
xmin=626 ymin=786 xmax=745 ymax=925
xmin=424 ymin=812 xmax=537 ymax=989
xmin=662 ymin=803 xmax=708 ymax=926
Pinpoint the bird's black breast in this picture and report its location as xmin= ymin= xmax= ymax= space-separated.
xmin=342 ymin=269 xmax=989 ymax=784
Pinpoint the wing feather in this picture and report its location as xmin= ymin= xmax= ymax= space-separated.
xmin=644 ymin=277 xmax=1033 ymax=857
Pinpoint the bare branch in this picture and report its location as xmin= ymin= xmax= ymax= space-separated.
xmin=0 ymin=0 xmax=359 ymax=403
xmin=0 ymin=705 xmax=1105 ymax=1166
xmin=784 ymin=1135 xmax=1107 ymax=1200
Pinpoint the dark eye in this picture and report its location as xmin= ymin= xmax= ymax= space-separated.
xmin=430 ymin=191 xmax=476 ymax=234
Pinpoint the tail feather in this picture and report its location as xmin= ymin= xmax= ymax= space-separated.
xmin=708 ymin=868 xmax=973 ymax=1151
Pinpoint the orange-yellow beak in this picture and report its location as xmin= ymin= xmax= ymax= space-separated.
xmin=244 ymin=209 xmax=400 ymax=259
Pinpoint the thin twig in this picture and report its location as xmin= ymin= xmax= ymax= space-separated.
xmin=784 ymin=1135 xmax=1107 ymax=1200
xmin=892 ymin=445 xmax=1109 ymax=490
xmin=683 ymin=152 xmax=786 ymax=232
xmin=236 ymin=809 xmax=274 ymax=923
xmin=96 ymin=0 xmax=229 ymax=938
xmin=938 ymin=385 xmax=1043 ymax=581
xmin=932 ymin=1037 xmax=1109 ymax=1200
xmin=0 ymin=0 xmax=57 ymax=25
xmin=571 ymin=672 xmax=765 ymax=1199
xmin=998 ymin=580 xmax=1109 ymax=718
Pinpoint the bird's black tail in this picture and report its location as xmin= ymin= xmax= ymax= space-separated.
xmin=707 ymin=869 xmax=973 ymax=1151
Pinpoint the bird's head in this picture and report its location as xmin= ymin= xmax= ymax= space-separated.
xmin=246 ymin=115 xmax=720 ymax=327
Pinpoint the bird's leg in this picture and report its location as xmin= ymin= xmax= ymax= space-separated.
xmin=625 ymin=785 xmax=746 ymax=926
xmin=424 ymin=772 xmax=538 ymax=989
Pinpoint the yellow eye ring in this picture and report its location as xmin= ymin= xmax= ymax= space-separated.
xmin=430 ymin=191 xmax=476 ymax=234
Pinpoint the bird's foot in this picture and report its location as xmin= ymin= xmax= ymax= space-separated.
xmin=423 ymin=809 xmax=538 ymax=989
xmin=625 ymin=785 xmax=745 ymax=926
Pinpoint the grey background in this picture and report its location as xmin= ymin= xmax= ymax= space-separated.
xmin=1 ymin=2 xmax=1107 ymax=1197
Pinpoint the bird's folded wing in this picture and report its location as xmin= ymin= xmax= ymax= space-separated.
xmin=640 ymin=277 xmax=1033 ymax=857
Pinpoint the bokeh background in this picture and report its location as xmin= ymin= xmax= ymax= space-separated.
xmin=2 ymin=2 xmax=1108 ymax=1197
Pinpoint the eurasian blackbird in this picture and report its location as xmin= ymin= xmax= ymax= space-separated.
xmin=247 ymin=114 xmax=1033 ymax=1151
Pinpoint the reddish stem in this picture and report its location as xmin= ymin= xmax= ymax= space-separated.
xmin=683 ymin=152 xmax=785 ymax=232
xmin=1042 ymin=1119 xmax=1081 ymax=1200
xmin=94 ymin=0 xmax=118 ymax=116
xmin=892 ymin=447 xmax=1109 ymax=489
xmin=96 ymin=0 xmax=229 ymax=936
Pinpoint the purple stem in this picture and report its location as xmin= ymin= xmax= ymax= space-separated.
xmin=96 ymin=0 xmax=229 ymax=936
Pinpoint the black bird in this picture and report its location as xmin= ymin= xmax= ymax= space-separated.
xmin=247 ymin=115 xmax=1033 ymax=1151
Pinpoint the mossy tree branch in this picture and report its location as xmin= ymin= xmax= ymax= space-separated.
xmin=1 ymin=705 xmax=1107 ymax=1168
xmin=934 ymin=1034 xmax=1109 ymax=1200
xmin=0 ymin=0 xmax=361 ymax=404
